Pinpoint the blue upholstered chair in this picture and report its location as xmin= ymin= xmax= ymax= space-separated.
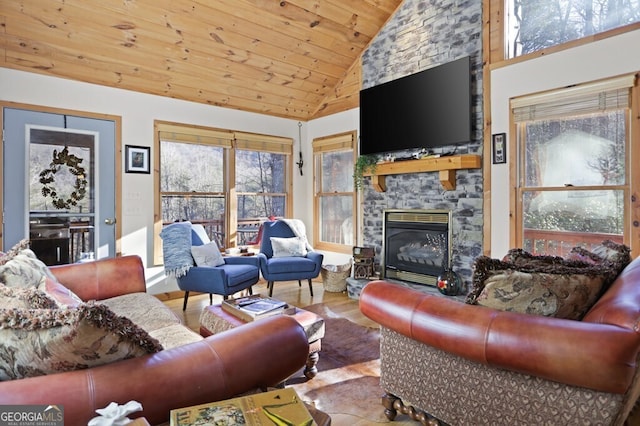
xmin=257 ymin=220 xmax=323 ymax=297
xmin=162 ymin=223 xmax=259 ymax=310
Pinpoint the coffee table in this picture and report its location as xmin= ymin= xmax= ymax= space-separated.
xmin=199 ymin=304 xmax=325 ymax=379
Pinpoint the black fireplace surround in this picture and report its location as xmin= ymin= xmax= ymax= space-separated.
xmin=382 ymin=209 xmax=452 ymax=286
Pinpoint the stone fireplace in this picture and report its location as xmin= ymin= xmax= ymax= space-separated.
xmin=383 ymin=209 xmax=451 ymax=286
xmin=360 ymin=0 xmax=484 ymax=289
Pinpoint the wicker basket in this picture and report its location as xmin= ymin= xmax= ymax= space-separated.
xmin=321 ymin=263 xmax=352 ymax=292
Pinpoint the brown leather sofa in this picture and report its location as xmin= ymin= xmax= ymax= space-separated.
xmin=360 ymin=256 xmax=640 ymax=425
xmin=0 ymin=256 xmax=310 ymax=426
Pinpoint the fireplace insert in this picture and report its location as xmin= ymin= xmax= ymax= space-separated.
xmin=382 ymin=209 xmax=452 ymax=286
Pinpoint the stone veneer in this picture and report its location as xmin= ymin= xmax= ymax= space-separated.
xmin=361 ymin=0 xmax=483 ymax=289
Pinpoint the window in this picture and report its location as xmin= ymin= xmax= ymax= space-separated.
xmin=511 ymin=74 xmax=636 ymax=255
xmin=313 ymin=131 xmax=356 ymax=253
xmin=234 ymin=132 xmax=292 ymax=246
xmin=505 ymin=0 xmax=640 ymax=58
xmin=154 ymin=122 xmax=292 ymax=263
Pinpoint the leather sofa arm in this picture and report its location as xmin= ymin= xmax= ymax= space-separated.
xmin=360 ymin=281 xmax=640 ymax=394
xmin=0 ymin=315 xmax=309 ymax=426
xmin=49 ymin=255 xmax=146 ymax=301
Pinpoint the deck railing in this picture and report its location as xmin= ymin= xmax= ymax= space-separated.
xmin=523 ymin=229 xmax=623 ymax=257
xmin=161 ymin=218 xmax=267 ymax=248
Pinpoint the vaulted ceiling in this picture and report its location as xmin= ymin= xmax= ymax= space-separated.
xmin=0 ymin=0 xmax=404 ymax=121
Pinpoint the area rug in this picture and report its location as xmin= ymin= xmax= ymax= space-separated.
xmin=289 ymin=303 xmax=387 ymax=423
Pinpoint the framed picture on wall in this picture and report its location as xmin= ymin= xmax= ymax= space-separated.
xmin=125 ymin=145 xmax=150 ymax=174
xmin=492 ymin=133 xmax=506 ymax=164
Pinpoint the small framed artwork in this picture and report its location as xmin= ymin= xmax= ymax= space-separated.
xmin=492 ymin=133 xmax=507 ymax=164
xmin=125 ymin=145 xmax=150 ymax=174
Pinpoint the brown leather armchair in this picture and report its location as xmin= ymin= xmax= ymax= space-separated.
xmin=360 ymin=256 xmax=640 ymax=425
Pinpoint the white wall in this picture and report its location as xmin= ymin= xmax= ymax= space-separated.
xmin=490 ymin=29 xmax=640 ymax=258
xmin=0 ymin=67 xmax=323 ymax=292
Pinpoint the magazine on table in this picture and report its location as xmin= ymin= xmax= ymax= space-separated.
xmin=222 ymin=294 xmax=288 ymax=321
xmin=170 ymin=387 xmax=316 ymax=426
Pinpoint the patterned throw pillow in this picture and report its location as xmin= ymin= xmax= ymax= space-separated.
xmin=270 ymin=237 xmax=308 ymax=258
xmin=0 ymin=285 xmax=58 ymax=310
xmin=0 ymin=248 xmax=55 ymax=288
xmin=467 ymin=255 xmax=612 ymax=320
xmin=0 ymin=239 xmax=30 ymax=266
xmin=566 ymin=240 xmax=631 ymax=278
xmin=0 ymin=303 xmax=163 ymax=380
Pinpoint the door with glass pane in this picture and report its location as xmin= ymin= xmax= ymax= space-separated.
xmin=2 ymin=108 xmax=117 ymax=263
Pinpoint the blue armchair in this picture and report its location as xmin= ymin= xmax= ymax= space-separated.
xmin=257 ymin=220 xmax=323 ymax=297
xmin=161 ymin=223 xmax=259 ymax=310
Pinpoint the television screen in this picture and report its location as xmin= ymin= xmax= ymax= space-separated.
xmin=359 ymin=56 xmax=472 ymax=156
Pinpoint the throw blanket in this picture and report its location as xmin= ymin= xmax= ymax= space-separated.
xmin=160 ymin=221 xmax=194 ymax=278
xmin=280 ymin=219 xmax=314 ymax=252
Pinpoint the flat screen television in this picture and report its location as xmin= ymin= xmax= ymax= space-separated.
xmin=359 ymin=56 xmax=472 ymax=156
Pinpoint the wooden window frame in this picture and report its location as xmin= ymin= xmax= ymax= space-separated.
xmin=153 ymin=121 xmax=293 ymax=265
xmin=509 ymin=74 xmax=639 ymax=255
xmin=312 ymin=131 xmax=357 ymax=254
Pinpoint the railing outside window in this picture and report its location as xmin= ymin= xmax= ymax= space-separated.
xmin=523 ymin=229 xmax=623 ymax=257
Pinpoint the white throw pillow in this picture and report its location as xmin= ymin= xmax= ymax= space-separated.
xmin=191 ymin=242 xmax=225 ymax=267
xmin=271 ymin=237 xmax=308 ymax=258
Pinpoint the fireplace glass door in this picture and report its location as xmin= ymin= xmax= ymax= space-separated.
xmin=383 ymin=210 xmax=452 ymax=286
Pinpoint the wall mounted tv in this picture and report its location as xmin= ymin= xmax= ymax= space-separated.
xmin=359 ymin=56 xmax=472 ymax=156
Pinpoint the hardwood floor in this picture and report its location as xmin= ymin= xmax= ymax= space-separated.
xmin=161 ymin=278 xmax=379 ymax=331
xmin=162 ymin=279 xmax=416 ymax=425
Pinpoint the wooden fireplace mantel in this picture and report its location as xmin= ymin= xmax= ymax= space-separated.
xmin=363 ymin=154 xmax=482 ymax=191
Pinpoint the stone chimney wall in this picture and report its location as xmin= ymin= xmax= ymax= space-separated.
xmin=360 ymin=0 xmax=484 ymax=287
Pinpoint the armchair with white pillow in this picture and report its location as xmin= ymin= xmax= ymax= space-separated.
xmin=160 ymin=222 xmax=259 ymax=310
xmin=257 ymin=220 xmax=323 ymax=297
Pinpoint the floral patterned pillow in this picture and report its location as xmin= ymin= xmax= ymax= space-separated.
xmin=0 ymin=239 xmax=30 ymax=266
xmin=467 ymin=255 xmax=612 ymax=320
xmin=566 ymin=240 xmax=631 ymax=278
xmin=0 ymin=302 xmax=163 ymax=380
xmin=0 ymin=248 xmax=55 ymax=288
xmin=0 ymin=285 xmax=58 ymax=310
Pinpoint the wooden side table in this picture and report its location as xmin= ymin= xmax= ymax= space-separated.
xmin=199 ymin=304 xmax=325 ymax=379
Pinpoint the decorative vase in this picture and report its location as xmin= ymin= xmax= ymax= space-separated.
xmin=437 ymin=270 xmax=462 ymax=296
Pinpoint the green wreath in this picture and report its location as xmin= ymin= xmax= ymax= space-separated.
xmin=39 ymin=147 xmax=87 ymax=210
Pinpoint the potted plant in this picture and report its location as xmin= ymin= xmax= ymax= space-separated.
xmin=353 ymin=155 xmax=378 ymax=191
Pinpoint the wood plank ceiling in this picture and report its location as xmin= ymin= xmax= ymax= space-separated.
xmin=0 ymin=0 xmax=404 ymax=121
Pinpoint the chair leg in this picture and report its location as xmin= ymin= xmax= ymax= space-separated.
xmin=308 ymin=278 xmax=314 ymax=297
xmin=268 ymin=281 xmax=274 ymax=297
xmin=209 ymin=293 xmax=213 ymax=305
xmin=182 ymin=291 xmax=189 ymax=311
xmin=248 ymin=287 xmax=253 ymax=295
xmin=298 ymin=280 xmax=302 ymax=287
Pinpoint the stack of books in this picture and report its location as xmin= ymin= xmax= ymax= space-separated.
xmin=222 ymin=294 xmax=289 ymax=322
